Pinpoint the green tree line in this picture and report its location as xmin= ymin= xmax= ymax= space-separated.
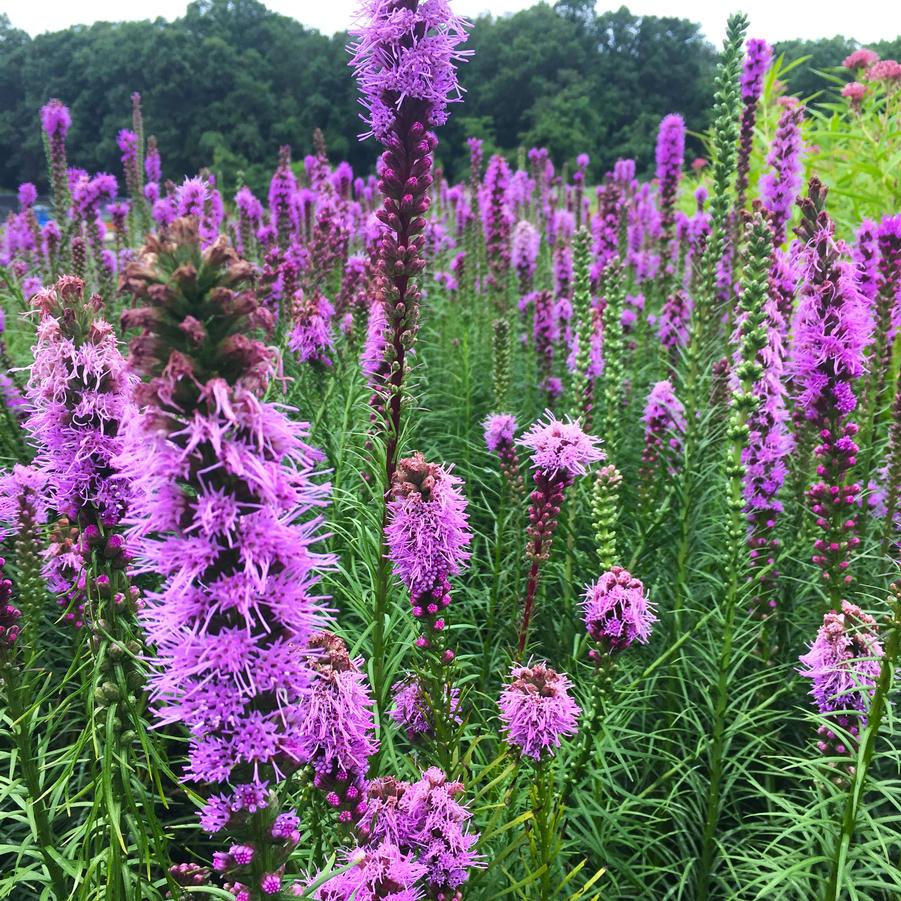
xmin=1 ymin=0 xmax=899 ymax=195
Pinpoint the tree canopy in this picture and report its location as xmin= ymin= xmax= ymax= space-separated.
xmin=0 ymin=0 xmax=897 ymax=195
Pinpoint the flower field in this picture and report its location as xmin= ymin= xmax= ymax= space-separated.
xmin=1 ymin=2 xmax=901 ymax=899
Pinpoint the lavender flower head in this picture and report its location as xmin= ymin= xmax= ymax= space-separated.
xmin=483 ymin=413 xmax=517 ymax=454
xmin=740 ymin=39 xmax=773 ymax=102
xmin=304 ymin=841 xmax=426 ymax=901
xmin=27 ymin=276 xmax=134 ymax=526
xmin=511 ymin=219 xmax=540 ymax=290
xmin=385 ymin=452 xmax=471 ymax=595
xmin=499 ymin=661 xmax=580 ymax=760
xmin=655 ymin=115 xmax=685 ymax=206
xmin=176 ymin=177 xmax=209 ymax=218
xmin=759 ymin=98 xmax=804 ymax=246
xmin=294 ymin=632 xmax=378 ymax=781
xmin=517 ymin=412 xmax=604 ymax=481
xmin=18 ymin=183 xmax=37 ymax=209
xmin=361 ymin=767 xmax=481 ymax=894
xmin=348 ymin=0 xmax=472 ymax=141
xmin=40 ymin=99 xmax=71 ymax=138
xmin=72 ymin=173 xmax=117 ymax=220
xmin=390 ymin=676 xmax=460 ymax=741
xmin=117 ymin=129 xmax=138 ymax=165
xmin=582 ymin=567 xmax=656 ymax=653
xmin=798 ymin=601 xmax=882 ymax=716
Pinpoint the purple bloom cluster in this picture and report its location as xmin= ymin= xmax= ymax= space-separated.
xmin=119 ymin=221 xmax=333 ymax=797
xmin=760 ymin=98 xmax=805 ymax=246
xmin=348 ymin=0 xmax=471 ymax=142
xmin=640 ymin=380 xmax=685 ymax=481
xmin=499 ymin=661 xmax=580 ymax=760
xmin=799 ymin=601 xmax=883 ymax=759
xmin=582 ymin=566 xmax=656 ymax=654
xmin=26 ymin=276 xmax=134 ymax=528
xmin=361 ymin=767 xmax=482 ymax=895
xmin=654 ymin=113 xmax=685 ymax=242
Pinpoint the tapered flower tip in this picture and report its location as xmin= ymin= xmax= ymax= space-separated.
xmin=516 ymin=412 xmax=604 ymax=478
xmin=655 ymin=113 xmax=685 ymax=183
xmin=498 ymin=661 xmax=580 ymax=760
xmin=40 ymin=99 xmax=71 ymax=139
xmin=348 ymin=0 xmax=472 ymax=141
xmin=582 ymin=567 xmax=656 ymax=651
xmin=798 ymin=601 xmax=883 ymax=715
xmin=483 ymin=413 xmax=517 ymax=453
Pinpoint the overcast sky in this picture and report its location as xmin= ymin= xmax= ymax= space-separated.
xmin=2 ymin=0 xmax=898 ymax=45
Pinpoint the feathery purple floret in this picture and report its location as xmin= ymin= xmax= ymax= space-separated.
xmin=119 ymin=221 xmax=333 ymax=791
xmin=499 ymin=661 xmax=580 ymax=760
xmin=176 ymin=177 xmax=209 ymax=218
xmin=72 ymin=173 xmax=117 ymax=220
xmin=484 ymin=413 xmax=517 ymax=454
xmin=583 ymin=567 xmax=656 ymax=652
xmin=760 ymin=99 xmax=805 ymax=246
xmin=799 ymin=601 xmax=882 ymax=716
xmin=26 ymin=276 xmax=134 ymax=527
xmin=512 ymin=219 xmax=540 ymax=291
xmin=361 ymin=767 xmax=482 ymax=894
xmin=654 ymin=113 xmax=685 ymax=237
xmin=517 ymin=412 xmax=603 ymax=480
xmin=40 ymin=99 xmax=71 ymax=139
xmin=385 ymin=453 xmax=470 ymax=594
xmin=305 ymin=841 xmax=426 ymax=901
xmin=348 ymin=0 xmax=472 ymax=142
xmin=740 ymin=39 xmax=772 ymax=102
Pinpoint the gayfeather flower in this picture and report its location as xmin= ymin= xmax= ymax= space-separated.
xmin=582 ymin=567 xmax=656 ymax=654
xmin=390 ymin=676 xmax=460 ymax=741
xmin=348 ymin=0 xmax=471 ymax=142
xmin=499 ymin=661 xmax=580 ymax=760
xmin=41 ymin=99 xmax=71 ymax=218
xmin=482 ymin=154 xmax=513 ymax=298
xmin=854 ymin=220 xmax=879 ymax=305
xmin=640 ymin=380 xmax=686 ymax=485
xmin=304 ymin=841 xmax=426 ymax=901
xmin=295 ymin=632 xmax=377 ymax=824
xmin=517 ymin=412 xmax=604 ymax=481
xmin=117 ymin=128 xmax=142 ymax=200
xmin=176 ymin=177 xmax=208 ymax=218
xmin=657 ymin=289 xmax=693 ymax=352
xmin=759 ymin=98 xmax=805 ymax=246
xmin=792 ymin=180 xmax=871 ymax=603
xmin=511 ymin=219 xmax=540 ymax=294
xmin=799 ymin=601 xmax=882 ymax=758
xmin=349 ymin=0 xmax=469 ymax=488
xmin=516 ymin=414 xmax=603 ymax=652
xmin=269 ymin=145 xmax=299 ymax=249
xmin=120 ymin=220 xmax=332 ymax=829
xmin=736 ymin=39 xmax=772 ymax=209
xmin=483 ymin=412 xmax=522 ymax=492
xmin=145 ymin=135 xmax=161 ymax=183
xmin=288 ymin=290 xmax=335 ymax=365
xmin=654 ymin=113 xmax=685 ymax=245
xmin=362 ymin=768 xmax=481 ymax=895
xmin=386 ymin=452 xmax=470 ymax=658
xmin=26 ymin=276 xmax=134 ymax=528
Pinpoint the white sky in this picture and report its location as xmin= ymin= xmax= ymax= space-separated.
xmin=1 ymin=0 xmax=898 ymax=45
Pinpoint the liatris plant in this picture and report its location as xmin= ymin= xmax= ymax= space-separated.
xmin=516 ymin=414 xmax=603 ymax=654
xmin=655 ymin=113 xmax=685 ymax=264
xmin=359 ymin=767 xmax=482 ymax=898
xmin=499 ymin=661 xmax=580 ymax=899
xmin=348 ymin=0 xmax=470 ymax=481
xmin=512 ymin=218 xmax=540 ymax=296
xmin=639 ymin=380 xmax=686 ymax=494
xmin=567 ymin=227 xmax=594 ymax=424
xmin=760 ymin=98 xmax=805 ymax=247
xmin=590 ymin=464 xmax=622 ymax=572
xmin=798 ymin=601 xmax=882 ymax=763
xmin=484 ymin=413 xmax=523 ymax=495
xmin=792 ymin=179 xmax=871 ymax=608
xmin=482 ymin=153 xmax=513 ymax=304
xmin=296 ymin=632 xmax=377 ymax=829
xmin=385 ymin=451 xmax=470 ymax=761
xmin=40 ymin=99 xmax=71 ymax=227
xmin=735 ymin=39 xmax=772 ymax=213
xmin=120 ymin=218 xmax=333 ymax=894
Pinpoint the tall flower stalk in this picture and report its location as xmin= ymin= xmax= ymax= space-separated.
xmin=348 ymin=0 xmax=470 ymax=709
xmin=121 ymin=219 xmax=333 ymax=897
xmin=516 ymin=414 xmax=603 ymax=655
xmin=792 ymin=179 xmax=871 ymax=609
